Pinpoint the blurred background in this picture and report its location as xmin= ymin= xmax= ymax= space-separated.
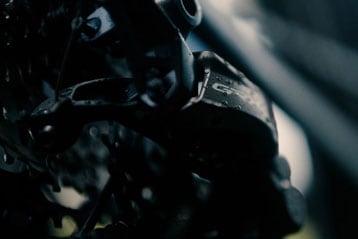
xmin=187 ymin=0 xmax=358 ymax=238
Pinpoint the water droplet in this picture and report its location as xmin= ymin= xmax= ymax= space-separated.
xmin=2 ymin=152 xmax=14 ymax=164
xmin=130 ymin=200 xmax=138 ymax=210
xmin=5 ymin=0 xmax=14 ymax=6
xmin=16 ymin=65 xmax=24 ymax=82
xmin=3 ymin=153 xmax=8 ymax=163
xmin=43 ymin=125 xmax=54 ymax=133
xmin=117 ymin=126 xmax=126 ymax=140
xmin=235 ymin=105 xmax=242 ymax=110
xmin=2 ymin=107 xmax=9 ymax=120
xmin=141 ymin=187 xmax=153 ymax=201
xmin=89 ymin=126 xmax=99 ymax=138
xmin=124 ymin=172 xmax=133 ymax=182
xmin=5 ymin=67 xmax=10 ymax=82
xmin=27 ymin=129 xmax=34 ymax=139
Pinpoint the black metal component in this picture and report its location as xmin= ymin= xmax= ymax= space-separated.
xmin=0 ymin=0 xmax=307 ymax=238
xmin=84 ymin=0 xmax=198 ymax=108
xmin=262 ymin=155 xmax=307 ymax=237
xmin=25 ymin=50 xmax=294 ymax=239
xmin=80 ymin=7 xmax=115 ymax=42
xmin=29 ymin=52 xmax=277 ymax=160
xmin=156 ymin=0 xmax=202 ymax=37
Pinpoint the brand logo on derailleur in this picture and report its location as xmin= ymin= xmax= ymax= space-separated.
xmin=212 ymin=82 xmax=242 ymax=97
